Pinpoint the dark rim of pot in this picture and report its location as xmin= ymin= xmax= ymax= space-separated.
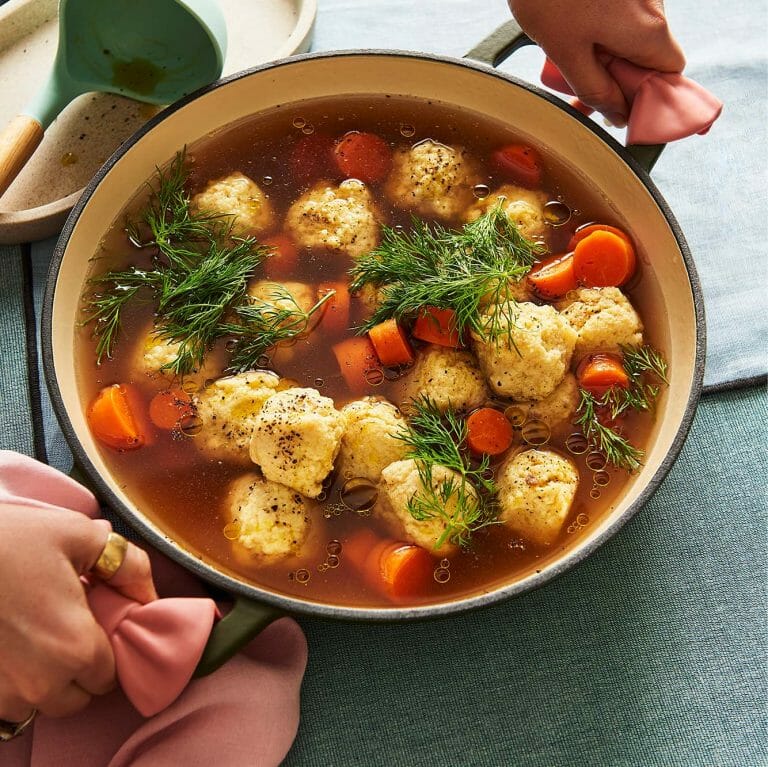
xmin=42 ymin=49 xmax=706 ymax=623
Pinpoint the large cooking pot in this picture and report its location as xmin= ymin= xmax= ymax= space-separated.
xmin=42 ymin=20 xmax=705 ymax=673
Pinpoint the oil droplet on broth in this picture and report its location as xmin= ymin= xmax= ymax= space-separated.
xmin=576 ymin=513 xmax=590 ymax=526
xmin=543 ymin=200 xmax=572 ymax=226
xmin=339 ymin=477 xmax=378 ymax=512
xmin=295 ymin=569 xmax=310 ymax=584
xmin=504 ymin=405 xmax=528 ymax=427
xmin=565 ymin=432 xmax=588 ymax=454
xmin=292 ymin=117 xmax=306 ymax=128
xmin=522 ymin=419 xmax=550 ymax=445
xmin=399 ymin=123 xmax=416 ymax=137
xmin=472 ymin=184 xmax=490 ymax=200
xmin=262 ymin=175 xmax=273 ymax=186
xmin=327 ymin=555 xmax=340 ymax=569
xmin=363 ymin=367 xmax=384 ymax=386
xmin=301 ymin=124 xmax=315 ymax=135
xmin=326 ymin=540 xmax=342 ymax=556
xmin=222 ymin=520 xmax=241 ymax=540
xmin=586 ymin=451 xmax=607 ymax=471
xmin=179 ymin=414 xmax=203 ymax=437
xmin=61 ymin=151 xmax=78 ymax=167
xmin=434 ymin=567 xmax=450 ymax=584
xmin=593 ymin=470 xmax=610 ymax=487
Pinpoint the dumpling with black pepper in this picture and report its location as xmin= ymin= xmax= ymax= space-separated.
xmin=285 ymin=179 xmax=380 ymax=257
xmin=190 ymin=172 xmax=274 ymax=236
xmin=496 ymin=449 xmax=579 ymax=546
xmin=556 ymin=287 xmax=643 ymax=355
xmin=194 ymin=371 xmax=282 ymax=464
xmin=225 ymin=473 xmax=310 ymax=560
xmin=384 ymin=139 xmax=480 ymax=220
xmin=398 ymin=345 xmax=487 ymax=414
xmin=471 ymin=301 xmax=576 ymax=401
xmin=338 ymin=397 xmax=409 ymax=482
xmin=249 ymin=388 xmax=344 ymax=498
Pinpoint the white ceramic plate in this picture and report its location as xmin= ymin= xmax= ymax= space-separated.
xmin=0 ymin=0 xmax=316 ymax=244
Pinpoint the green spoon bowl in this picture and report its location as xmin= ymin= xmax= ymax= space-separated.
xmin=0 ymin=0 xmax=226 ymax=196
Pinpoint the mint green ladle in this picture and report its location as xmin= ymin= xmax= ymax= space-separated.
xmin=0 ymin=0 xmax=227 ymax=197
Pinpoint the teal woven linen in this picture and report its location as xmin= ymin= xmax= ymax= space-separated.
xmin=0 ymin=0 xmax=766 ymax=765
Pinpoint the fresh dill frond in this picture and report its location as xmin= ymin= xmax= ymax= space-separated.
xmin=125 ymin=149 xmax=225 ymax=255
xmin=83 ymin=268 xmax=160 ymax=363
xmin=350 ymin=205 xmax=545 ymax=341
xmin=395 ymin=396 xmax=499 ymax=548
xmin=153 ymin=238 xmax=268 ymax=375
xmin=602 ymin=344 xmax=668 ymax=419
xmin=83 ymin=151 xmax=268 ymax=373
xmin=575 ymin=389 xmax=644 ymax=472
xmin=621 ymin=343 xmax=668 ymax=384
xmin=224 ymin=286 xmax=335 ymax=373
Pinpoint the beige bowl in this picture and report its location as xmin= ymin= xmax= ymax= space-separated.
xmin=42 ymin=25 xmax=705 ymax=663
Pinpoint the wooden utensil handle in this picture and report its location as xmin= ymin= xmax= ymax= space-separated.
xmin=0 ymin=114 xmax=44 ymax=198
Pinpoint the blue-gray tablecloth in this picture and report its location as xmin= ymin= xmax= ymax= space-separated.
xmin=0 ymin=0 xmax=766 ymax=764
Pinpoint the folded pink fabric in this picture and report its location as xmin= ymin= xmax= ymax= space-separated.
xmin=540 ymin=57 xmax=723 ymax=145
xmin=0 ymin=451 xmax=215 ymax=717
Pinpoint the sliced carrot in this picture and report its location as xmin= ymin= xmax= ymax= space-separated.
xmin=466 ymin=408 xmax=514 ymax=456
xmin=87 ymin=384 xmax=146 ymax=450
xmin=332 ymin=336 xmax=380 ymax=394
xmin=412 ymin=306 xmax=463 ymax=347
xmin=344 ymin=529 xmax=434 ymax=601
xmin=576 ymin=353 xmax=630 ymax=397
xmin=333 ymin=131 xmax=392 ymax=184
xmin=367 ymin=318 xmax=414 ymax=367
xmin=317 ymin=282 xmax=351 ymax=336
xmin=567 ymin=223 xmax=634 ymax=252
xmin=573 ymin=230 xmax=636 ymax=287
xmin=491 ymin=144 xmax=543 ymax=188
xmin=149 ymin=388 xmax=195 ymax=430
xmin=527 ymin=253 xmax=578 ymax=299
xmin=262 ymin=234 xmax=299 ymax=280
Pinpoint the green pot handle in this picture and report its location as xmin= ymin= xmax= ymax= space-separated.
xmin=464 ymin=19 xmax=665 ymax=173
xmin=194 ymin=598 xmax=283 ymax=677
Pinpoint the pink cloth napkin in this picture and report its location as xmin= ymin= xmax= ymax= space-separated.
xmin=540 ymin=57 xmax=723 ymax=145
xmin=0 ymin=451 xmax=216 ymax=717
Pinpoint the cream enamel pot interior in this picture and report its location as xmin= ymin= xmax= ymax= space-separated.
xmin=43 ymin=21 xmax=704 ymax=673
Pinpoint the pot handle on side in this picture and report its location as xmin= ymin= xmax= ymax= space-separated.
xmin=464 ymin=19 xmax=665 ymax=173
xmin=194 ymin=598 xmax=283 ymax=677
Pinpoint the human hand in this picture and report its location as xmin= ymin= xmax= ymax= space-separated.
xmin=0 ymin=504 xmax=157 ymax=721
xmin=508 ymin=0 xmax=685 ymax=124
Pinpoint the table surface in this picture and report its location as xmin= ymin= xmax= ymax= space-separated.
xmin=0 ymin=0 xmax=766 ymax=765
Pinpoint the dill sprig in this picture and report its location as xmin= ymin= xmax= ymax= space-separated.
xmin=125 ymin=149 xmax=225 ymax=254
xmin=350 ymin=206 xmax=544 ymax=340
xmin=575 ymin=344 xmax=668 ymax=471
xmin=575 ymin=389 xmax=644 ymax=472
xmin=395 ymin=397 xmax=499 ymax=548
xmin=223 ymin=285 xmax=335 ymax=373
xmin=603 ymin=344 xmax=669 ymax=419
xmin=83 ymin=152 xmax=269 ymax=373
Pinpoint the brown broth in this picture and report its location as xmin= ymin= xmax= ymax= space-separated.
xmin=76 ymin=95 xmax=660 ymax=608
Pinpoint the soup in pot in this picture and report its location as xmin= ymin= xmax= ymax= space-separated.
xmin=77 ymin=95 xmax=668 ymax=607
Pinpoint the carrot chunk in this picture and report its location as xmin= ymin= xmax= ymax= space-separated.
xmin=87 ymin=384 xmax=146 ymax=450
xmin=572 ymin=230 xmax=636 ymax=287
xmin=344 ymin=529 xmax=434 ymax=601
xmin=149 ymin=388 xmax=194 ymax=430
xmin=412 ymin=306 xmax=463 ymax=347
xmin=367 ymin=318 xmax=414 ymax=367
xmin=317 ymin=282 xmax=351 ymax=336
xmin=567 ymin=223 xmax=634 ymax=252
xmin=527 ymin=253 xmax=578 ymax=299
xmin=262 ymin=234 xmax=299 ymax=280
xmin=332 ymin=336 xmax=380 ymax=394
xmin=490 ymin=144 xmax=543 ymax=188
xmin=466 ymin=408 xmax=514 ymax=456
xmin=576 ymin=353 xmax=630 ymax=397
xmin=333 ymin=131 xmax=392 ymax=184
